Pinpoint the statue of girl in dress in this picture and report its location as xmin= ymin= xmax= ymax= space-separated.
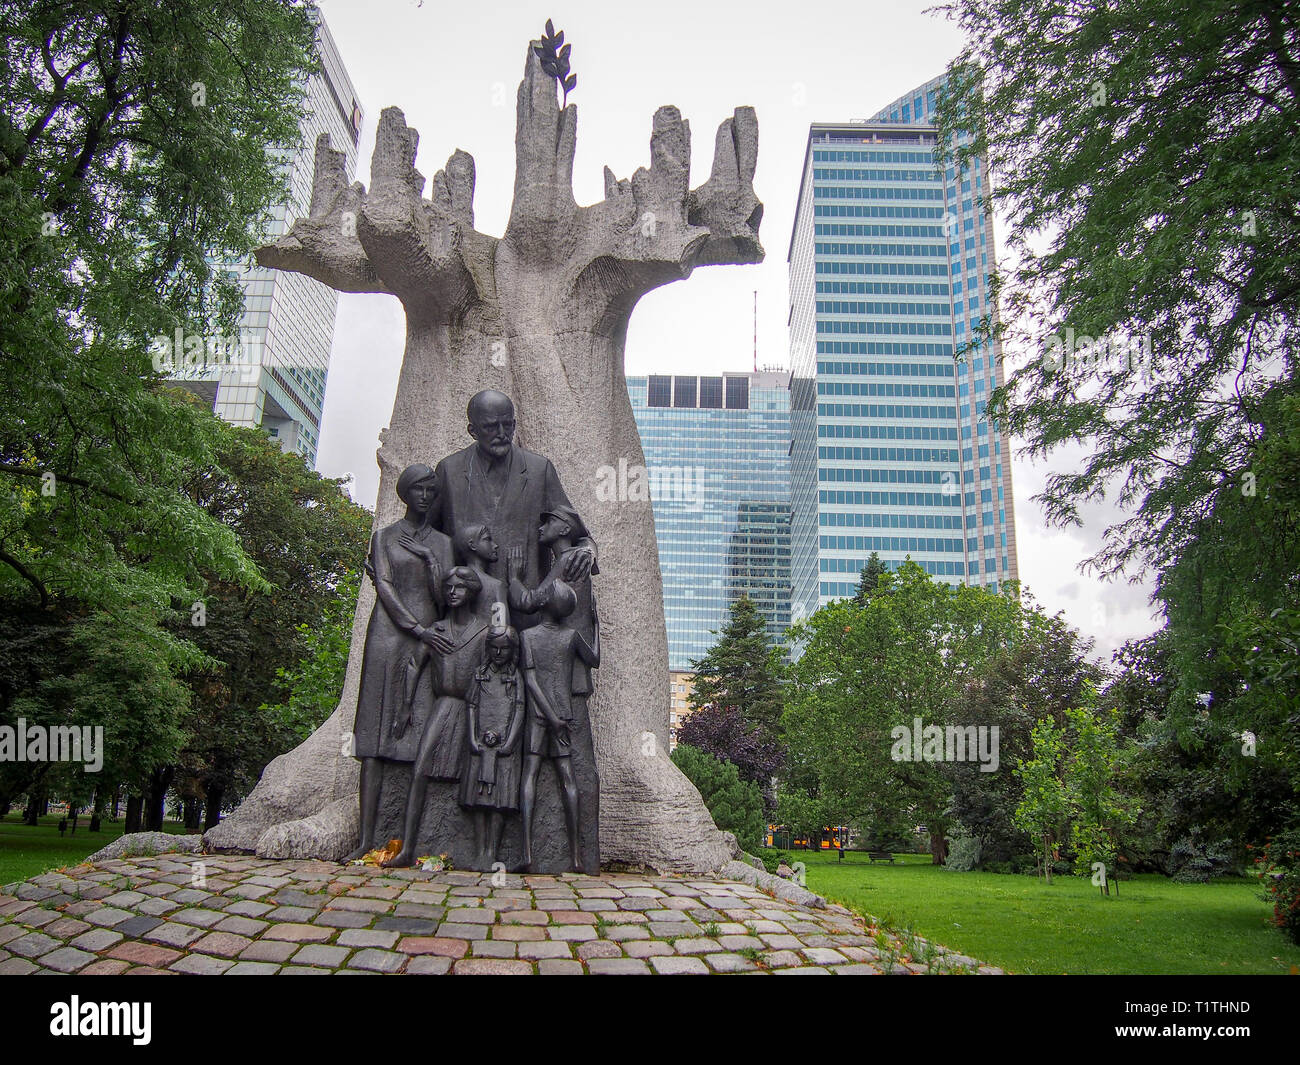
xmin=386 ymin=566 xmax=489 ymax=868
xmin=347 ymin=464 xmax=453 ymax=862
xmin=459 ymin=626 xmax=525 ymax=869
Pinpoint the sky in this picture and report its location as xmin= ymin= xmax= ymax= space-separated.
xmin=308 ymin=0 xmax=1163 ymax=663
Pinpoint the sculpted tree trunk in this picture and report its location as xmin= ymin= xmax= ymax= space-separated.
xmin=205 ymin=41 xmax=764 ymax=871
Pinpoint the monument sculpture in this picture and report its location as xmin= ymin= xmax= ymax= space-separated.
xmin=204 ymin=21 xmax=764 ymax=872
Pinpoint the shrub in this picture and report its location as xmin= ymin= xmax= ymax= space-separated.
xmin=1168 ymin=834 xmax=1236 ymax=883
xmin=1254 ymin=828 xmax=1300 ymax=946
xmin=945 ymin=834 xmax=983 ymax=872
xmin=671 ymin=743 xmax=766 ymax=853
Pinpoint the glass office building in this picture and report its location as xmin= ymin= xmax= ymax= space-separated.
xmin=789 ymin=75 xmax=1020 ymax=621
xmin=173 ymin=11 xmax=362 ymax=467
xmin=627 ymin=370 xmax=792 ymax=672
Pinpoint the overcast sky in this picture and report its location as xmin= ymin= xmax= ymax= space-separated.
xmin=309 ymin=0 xmax=1162 ymax=664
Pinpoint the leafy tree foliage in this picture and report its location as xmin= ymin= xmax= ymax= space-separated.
xmin=670 ymin=743 xmax=766 ymax=854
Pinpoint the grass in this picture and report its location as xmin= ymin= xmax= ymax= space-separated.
xmin=0 ymin=814 xmax=191 ymax=886
xmin=795 ymin=849 xmax=1300 ymax=975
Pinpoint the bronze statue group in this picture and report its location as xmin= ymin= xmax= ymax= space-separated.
xmin=349 ymin=390 xmax=599 ymax=873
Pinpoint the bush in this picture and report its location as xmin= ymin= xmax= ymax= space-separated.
xmin=1168 ymin=834 xmax=1236 ymax=883
xmin=671 ymin=743 xmax=766 ymax=853
xmin=945 ymin=834 xmax=983 ymax=872
xmin=1254 ymin=828 xmax=1300 ymax=946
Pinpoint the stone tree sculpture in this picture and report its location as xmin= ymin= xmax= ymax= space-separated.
xmin=204 ymin=33 xmax=764 ymax=871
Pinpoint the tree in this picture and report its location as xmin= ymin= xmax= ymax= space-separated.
xmin=679 ymin=594 xmax=787 ymax=801
xmin=1065 ymin=703 xmax=1132 ymax=895
xmin=670 ymin=743 xmax=766 ymax=854
xmin=853 ymin=551 xmax=890 ymax=603
xmin=1013 ymin=716 xmax=1069 ymax=883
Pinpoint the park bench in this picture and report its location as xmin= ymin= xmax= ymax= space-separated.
xmin=867 ymin=850 xmax=896 ymax=863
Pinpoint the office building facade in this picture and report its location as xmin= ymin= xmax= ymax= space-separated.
xmin=175 ymin=12 xmax=362 ymax=467
xmin=788 ymin=75 xmax=1019 ymax=621
xmin=627 ymin=370 xmax=792 ymax=673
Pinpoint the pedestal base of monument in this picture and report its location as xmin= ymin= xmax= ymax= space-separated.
xmin=0 ymin=852 xmax=1005 ymax=975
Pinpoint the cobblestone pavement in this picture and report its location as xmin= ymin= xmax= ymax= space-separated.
xmin=0 ymin=855 xmax=1003 ymax=975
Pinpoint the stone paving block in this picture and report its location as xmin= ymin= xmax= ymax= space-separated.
xmin=239 ymin=939 xmax=298 ymax=963
xmin=705 ymin=953 xmax=758 ymax=973
xmin=452 ymin=958 xmax=532 ymax=975
xmin=338 ymin=928 xmax=399 ymax=949
xmin=437 ymin=922 xmax=489 ymax=940
xmin=115 ymin=915 xmax=164 ymax=938
xmin=108 ymin=941 xmax=183 ymax=967
xmin=85 ymin=907 xmax=135 ymax=928
xmin=45 ymin=916 xmax=92 ymax=938
xmin=547 ymin=910 xmax=597 ymax=924
xmin=123 ymin=965 xmax=176 ymax=975
xmin=9 ymin=932 xmax=60 ymax=958
xmin=493 ymin=924 xmax=546 ymax=941
xmin=405 ymin=956 xmax=453 ymax=974
xmin=0 ymin=957 xmax=39 ymax=974
xmin=604 ymin=924 xmax=650 ymax=941
xmin=499 ymin=909 xmax=549 ymax=925
xmin=101 ymin=890 xmax=148 ymax=908
xmin=537 ymin=959 xmax=584 ymax=975
xmin=548 ymin=925 xmax=597 ymax=942
xmin=316 ymin=909 xmax=374 ymax=929
xmin=191 ymin=931 xmax=254 ymax=958
xmin=289 ymin=944 xmax=350 ymax=968
xmin=586 ymin=958 xmax=651 ymax=975
xmin=280 ymin=966 xmax=332 ymax=975
xmin=803 ymin=948 xmax=849 ymax=966
xmin=261 ymin=922 xmax=332 ymax=943
xmin=40 ymin=947 xmax=97 ymax=973
xmin=69 ymin=928 xmax=124 ymax=952
xmin=444 ymin=907 xmax=495 ymax=924
xmin=81 ymin=959 xmax=131 ymax=975
xmin=170 ymin=907 xmax=227 ymax=929
xmin=329 ymin=897 xmax=391 ymax=913
xmin=576 ymin=940 xmax=622 ymax=960
xmin=718 ymin=935 xmax=765 ymax=951
xmin=0 ymin=924 xmax=30 ymax=947
xmin=170 ymin=954 xmax=235 ymax=975
xmin=143 ymin=922 xmax=206 ymax=949
xmin=396 ymin=936 xmax=468 ymax=958
xmin=650 ymin=955 xmax=709 ymax=975
xmin=374 ymin=916 xmax=439 ymax=935
xmin=834 ymin=964 xmax=884 ymax=974
xmin=224 ymin=900 xmax=274 ymax=918
xmin=648 ymin=922 xmax=698 ymax=938
xmin=516 ymin=941 xmax=573 ymax=960
xmin=471 ymin=940 xmax=517 ymax=958
xmin=137 ymin=897 xmax=182 ymax=917
xmin=223 ymin=961 xmax=281 ymax=975
xmin=347 ymin=949 xmax=406 ymax=973
xmin=672 ymin=937 xmax=721 ymax=955
xmin=623 ymin=940 xmax=674 ymax=958
xmin=265 ymin=905 xmax=318 ymax=923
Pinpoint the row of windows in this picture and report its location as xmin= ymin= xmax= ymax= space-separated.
xmin=818 ymin=320 xmax=952 ymax=336
xmin=816 ymin=260 xmax=950 ymax=276
xmin=818 ymin=445 xmax=958 ymax=463
xmin=817 ymin=300 xmax=950 ymax=317
xmin=817 ymin=341 xmax=954 ymax=357
xmin=814 ymin=186 xmax=945 ymax=201
xmin=817 ymin=360 xmax=954 ymax=377
xmin=820 ymin=511 xmax=964 ymax=531
xmin=820 ymin=536 xmax=964 ymax=555
xmin=816 ymin=242 xmax=946 ymax=258
xmin=818 ymin=467 xmax=952 ymax=484
xmin=816 ymin=281 xmax=951 ymax=296
xmin=816 ymin=423 xmax=958 ymax=441
xmin=818 ymin=489 xmax=962 ymax=508
xmin=817 ymin=382 xmax=955 ymax=398
xmin=815 ymin=224 xmax=946 ymax=239
xmin=812 ymin=168 xmax=938 ymax=182
xmin=818 ymin=402 xmax=956 ymax=420
xmin=812 ymin=150 xmax=935 ymax=164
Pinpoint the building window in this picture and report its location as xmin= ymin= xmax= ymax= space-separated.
xmin=648 ymin=375 xmax=672 ymax=407
xmin=725 ymin=377 xmax=749 ymax=410
xmin=699 ymin=376 xmax=723 ymax=408
xmin=674 ymin=376 xmax=697 ymax=408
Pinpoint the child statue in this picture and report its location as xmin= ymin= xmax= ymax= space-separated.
xmin=517 ymin=581 xmax=600 ymax=873
xmin=459 ymin=626 xmax=526 ymax=869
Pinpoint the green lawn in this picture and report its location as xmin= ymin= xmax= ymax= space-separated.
xmin=0 ymin=814 xmax=191 ymax=886
xmin=794 ymin=850 xmax=1300 ymax=975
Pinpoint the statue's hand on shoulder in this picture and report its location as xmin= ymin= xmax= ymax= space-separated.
xmin=561 ymin=545 xmax=594 ymax=583
xmin=418 ymin=625 xmax=455 ymax=655
xmin=398 ymin=533 xmax=434 ymax=563
xmin=507 ymin=545 xmax=525 ymax=583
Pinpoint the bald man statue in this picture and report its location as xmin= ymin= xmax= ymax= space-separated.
xmin=431 ymin=390 xmax=595 ymax=626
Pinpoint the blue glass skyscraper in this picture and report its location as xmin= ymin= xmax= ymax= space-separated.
xmin=788 ymin=75 xmax=1020 ymax=621
xmin=626 ymin=371 xmax=791 ymax=672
